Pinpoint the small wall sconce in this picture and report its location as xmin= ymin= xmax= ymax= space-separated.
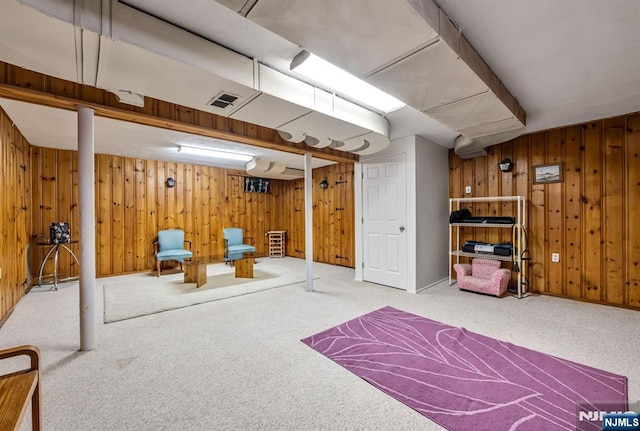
xmin=498 ymin=158 xmax=513 ymax=173
xmin=166 ymin=177 xmax=176 ymax=187
xmin=319 ymin=178 xmax=329 ymax=190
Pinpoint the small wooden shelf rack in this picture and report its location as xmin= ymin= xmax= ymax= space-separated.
xmin=267 ymin=231 xmax=286 ymax=258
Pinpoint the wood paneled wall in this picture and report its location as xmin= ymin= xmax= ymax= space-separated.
xmin=278 ymin=163 xmax=355 ymax=267
xmin=0 ymin=106 xmax=31 ymax=322
xmin=31 ymin=149 xmax=286 ymax=278
xmin=449 ymin=112 xmax=640 ymax=309
xmin=30 ymin=149 xmax=356 ymax=278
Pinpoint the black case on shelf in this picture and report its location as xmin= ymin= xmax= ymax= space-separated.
xmin=456 ymin=216 xmax=515 ymax=224
xmin=462 ymin=241 xmax=512 ymax=256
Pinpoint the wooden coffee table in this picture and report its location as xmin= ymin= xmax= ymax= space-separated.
xmin=183 ymin=252 xmax=263 ymax=288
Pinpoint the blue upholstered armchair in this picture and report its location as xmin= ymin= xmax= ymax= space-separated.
xmin=223 ymin=228 xmax=255 ymax=260
xmin=155 ymin=229 xmax=193 ymax=276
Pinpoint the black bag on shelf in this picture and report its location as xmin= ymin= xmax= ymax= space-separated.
xmin=49 ymin=222 xmax=70 ymax=244
xmin=449 ymin=208 xmax=472 ymax=223
xmin=457 ymin=216 xmax=515 ymax=225
xmin=461 ymin=241 xmax=513 ymax=256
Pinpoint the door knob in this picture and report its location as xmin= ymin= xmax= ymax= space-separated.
xmin=399 ymin=226 xmax=405 ymax=232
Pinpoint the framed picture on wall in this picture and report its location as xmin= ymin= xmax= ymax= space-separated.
xmin=533 ymin=163 xmax=563 ymax=184
xmin=243 ymin=177 xmax=271 ymax=193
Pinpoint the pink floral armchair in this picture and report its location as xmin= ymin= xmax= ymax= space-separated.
xmin=453 ymin=258 xmax=510 ymax=297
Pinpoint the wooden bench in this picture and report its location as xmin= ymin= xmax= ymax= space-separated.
xmin=0 ymin=345 xmax=41 ymax=431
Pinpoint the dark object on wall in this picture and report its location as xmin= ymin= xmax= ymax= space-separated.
xmin=166 ymin=177 xmax=176 ymax=187
xmin=499 ymin=158 xmax=513 ymax=172
xmin=244 ymin=177 xmax=270 ymax=193
xmin=319 ymin=178 xmax=328 ymax=189
xmin=49 ymin=222 xmax=70 ymax=244
xmin=449 ymin=208 xmax=472 ymax=223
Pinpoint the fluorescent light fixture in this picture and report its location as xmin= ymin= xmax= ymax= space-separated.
xmin=177 ymin=145 xmax=253 ymax=162
xmin=290 ymin=50 xmax=405 ymax=113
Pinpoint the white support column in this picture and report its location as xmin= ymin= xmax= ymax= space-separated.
xmin=304 ymin=152 xmax=314 ymax=292
xmin=78 ymin=106 xmax=96 ymax=351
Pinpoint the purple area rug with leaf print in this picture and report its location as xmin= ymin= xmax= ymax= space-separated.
xmin=301 ymin=306 xmax=627 ymax=431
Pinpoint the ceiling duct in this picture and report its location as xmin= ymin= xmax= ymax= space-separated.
xmin=274 ymin=130 xmax=303 ymax=143
xmin=109 ymin=89 xmax=145 ymax=107
xmin=304 ymin=135 xmax=333 ymax=148
xmin=454 ymin=127 xmax=526 ymax=159
xmin=246 ymin=158 xmax=304 ymax=180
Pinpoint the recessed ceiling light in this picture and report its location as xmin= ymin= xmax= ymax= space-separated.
xmin=177 ymin=145 xmax=253 ymax=162
xmin=290 ymin=50 xmax=406 ymax=113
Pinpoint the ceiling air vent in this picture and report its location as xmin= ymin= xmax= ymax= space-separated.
xmin=207 ymin=92 xmax=240 ymax=109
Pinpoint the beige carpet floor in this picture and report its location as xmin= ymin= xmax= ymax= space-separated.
xmin=103 ymin=259 xmax=304 ymax=323
xmin=2 ymin=257 xmax=639 ymax=431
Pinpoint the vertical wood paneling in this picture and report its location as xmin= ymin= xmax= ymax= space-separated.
xmin=603 ymin=118 xmax=624 ymax=305
xmin=513 ymin=136 xmax=530 ymax=201
xmin=0 ymin=106 xmax=31 ymax=321
xmin=165 ymin=162 xmax=176 ymax=229
xmin=56 ymin=150 xmax=72 ymax=277
xmin=341 ymin=168 xmax=355 ymax=267
xmin=145 ymin=159 xmax=158 ymax=269
xmin=529 ymin=133 xmax=546 ymax=293
xmin=499 ymin=140 xmax=514 ymax=245
xmin=473 ymin=156 xmax=488 ymax=244
xmin=192 ymin=166 xmax=204 ymax=257
xmin=199 ymin=166 xmax=211 ymax=256
xmin=123 ymin=157 xmax=135 ymax=272
xmin=546 ymin=129 xmax=564 ymax=295
xmin=274 ymin=164 xmax=354 ymax=266
xmin=564 ymin=126 xmax=582 ymax=298
xmin=448 ymin=112 xmax=640 ymax=310
xmin=626 ymin=114 xmax=640 ymax=308
xmin=208 ymin=168 xmax=219 ymax=255
xmin=449 ymin=150 xmax=462 ymax=199
xmin=30 ymin=147 xmax=42 ymax=254
xmin=583 ymin=122 xmax=603 ymax=302
xmin=156 ymin=162 xmax=166 ymax=234
xmin=486 ymin=146 xmax=500 ymax=245
xmin=111 ymin=156 xmax=125 ymax=275
xmin=461 ymin=158 xmax=475 ymax=245
xmin=312 ymin=175 xmax=323 ymax=262
xmin=183 ymin=163 xmax=194 ymax=260
xmin=174 ymin=163 xmax=186 ymax=247
xmin=39 ymin=147 xmax=56 ymax=276
xmin=97 ymin=155 xmax=112 ymax=276
xmin=134 ymin=159 xmax=146 ymax=271
xmin=293 ymin=181 xmax=305 ymax=257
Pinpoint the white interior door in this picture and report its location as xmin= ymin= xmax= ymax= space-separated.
xmin=362 ymin=154 xmax=407 ymax=289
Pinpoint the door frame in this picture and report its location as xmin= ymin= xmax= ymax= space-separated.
xmin=355 ymin=138 xmax=417 ymax=293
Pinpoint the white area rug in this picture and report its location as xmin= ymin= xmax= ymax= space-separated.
xmin=103 ymin=260 xmax=305 ymax=323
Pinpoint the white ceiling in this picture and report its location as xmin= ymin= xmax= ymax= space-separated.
xmin=1 ymin=0 xmax=639 ymax=166
xmin=435 ymin=0 xmax=640 ymax=132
